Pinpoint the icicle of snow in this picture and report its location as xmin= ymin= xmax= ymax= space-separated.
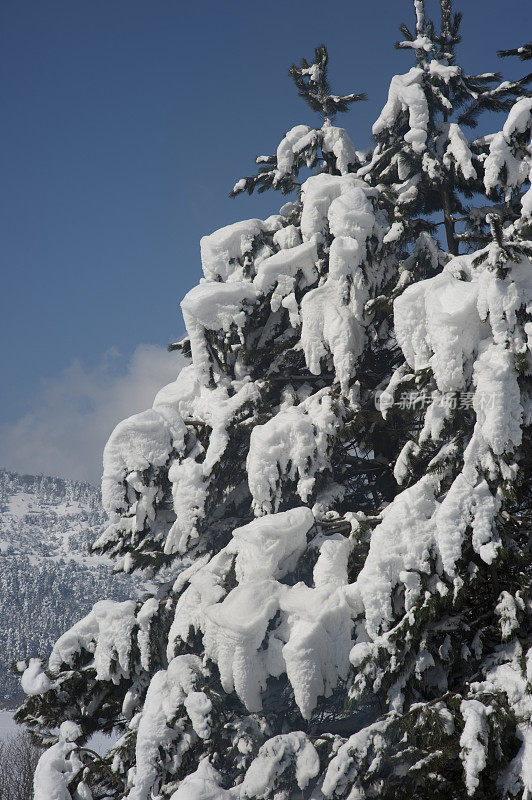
xmin=202 ymin=580 xmax=280 ymax=712
xmin=280 ymin=581 xmax=353 ymax=718
xmin=241 ymin=732 xmax=320 ymax=797
xmin=373 ymin=68 xmax=429 ymax=154
xmin=167 ymin=508 xmax=353 ymax=719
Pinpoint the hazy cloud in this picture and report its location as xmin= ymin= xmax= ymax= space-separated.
xmin=0 ymin=345 xmax=184 ymax=485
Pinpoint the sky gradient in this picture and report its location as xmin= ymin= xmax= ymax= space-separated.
xmin=1 ymin=0 xmax=529 ymax=479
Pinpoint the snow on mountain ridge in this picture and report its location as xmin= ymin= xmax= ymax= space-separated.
xmin=0 ymin=468 xmax=138 ymax=708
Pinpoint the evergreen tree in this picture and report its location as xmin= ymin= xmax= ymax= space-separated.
xmin=18 ymin=2 xmax=532 ymax=799
xmin=230 ymin=44 xmax=367 ymax=197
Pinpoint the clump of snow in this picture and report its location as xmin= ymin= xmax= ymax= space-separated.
xmin=241 ymin=731 xmax=319 ymax=796
xmin=253 ymin=239 xmax=318 ymax=312
xmin=49 ymin=599 xmax=137 ymax=682
xmin=21 ymin=657 xmax=51 ymax=696
xmin=321 ymin=718 xmax=392 ymax=797
xmin=181 ymin=282 xmax=257 ymax=385
xmin=274 ymin=125 xmax=317 ymax=183
xmin=470 ymin=643 xmax=532 ymax=798
xmin=101 ymin=407 xmax=185 ymax=516
xmin=313 ymin=533 xmax=352 ymax=588
xmin=441 ymin=123 xmax=477 ymax=182
xmin=484 ymin=98 xmax=532 ymax=214
xmin=300 ymin=173 xmax=376 ymax=243
xmin=167 ymin=506 xmax=353 ymax=720
xmin=170 ymin=759 xmax=233 ymax=800
xmin=153 ymin=364 xmax=200 ymax=421
xmin=495 ymin=591 xmax=524 ymax=640
xmin=127 ymin=655 xmax=209 ymax=800
xmin=200 ymin=219 xmax=265 ymax=282
xmin=394 ymin=268 xmax=483 ymax=392
xmin=472 ymin=342 xmax=522 ymax=456
xmin=351 ymin=476 xmax=437 ymax=638
xmin=230 ymin=507 xmax=313 ymax=583
xmin=459 ymin=699 xmax=490 ymax=795
xmin=321 ymin=123 xmax=357 ymax=175
xmin=33 ymin=722 xmax=83 ymax=800
xmin=272 ymin=224 xmax=301 ymax=250
xmin=298 ymin=174 xmax=387 ymax=390
xmin=373 ymin=67 xmax=429 ymax=153
xmin=247 ymin=389 xmax=339 ymax=514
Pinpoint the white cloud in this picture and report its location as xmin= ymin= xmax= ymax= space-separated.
xmin=0 ymin=345 xmax=185 ymax=485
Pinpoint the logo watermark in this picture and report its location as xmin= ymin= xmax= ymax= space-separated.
xmin=375 ymin=390 xmax=497 ymax=412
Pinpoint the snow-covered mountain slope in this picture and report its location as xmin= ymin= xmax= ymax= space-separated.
xmin=0 ymin=469 xmax=138 ymax=708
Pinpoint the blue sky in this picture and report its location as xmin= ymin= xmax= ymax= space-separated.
xmin=0 ymin=0 xmax=529 ymax=480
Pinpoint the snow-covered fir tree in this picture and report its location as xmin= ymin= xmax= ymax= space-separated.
xmin=17 ymin=2 xmax=531 ymax=798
